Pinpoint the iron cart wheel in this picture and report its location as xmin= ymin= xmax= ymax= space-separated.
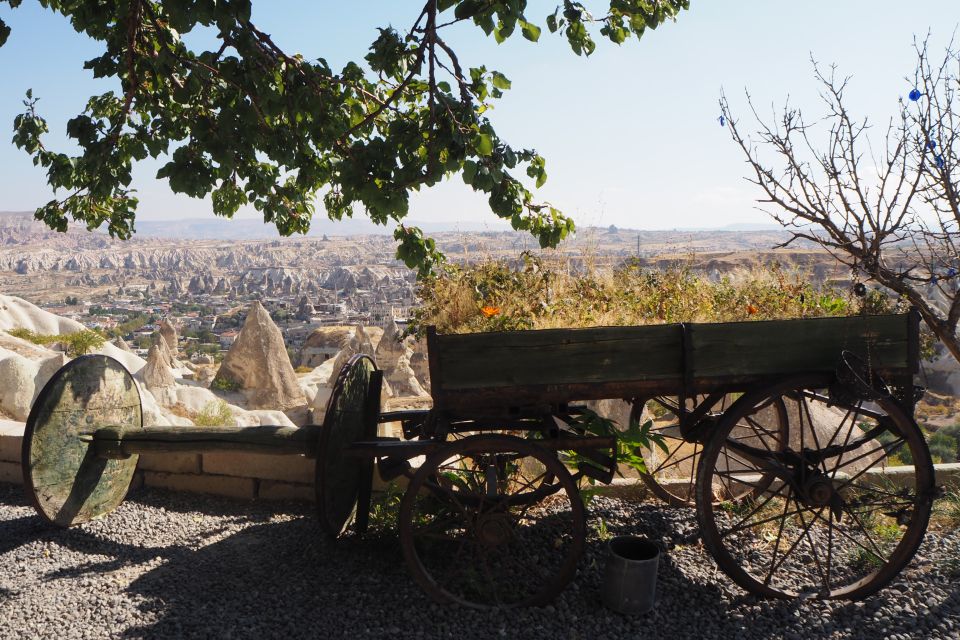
xmin=398 ymin=434 xmax=586 ymax=608
xmin=695 ymin=374 xmax=935 ymax=600
xmin=635 ymin=394 xmax=788 ymax=507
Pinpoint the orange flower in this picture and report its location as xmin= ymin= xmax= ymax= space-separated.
xmin=481 ymin=305 xmax=501 ymax=318
xmin=747 ymin=304 xmax=758 ymax=315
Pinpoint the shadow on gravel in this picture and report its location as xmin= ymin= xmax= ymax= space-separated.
xmin=126 ymin=486 xmax=314 ymax=521
xmin=114 ymin=515 xmax=733 ymax=640
xmin=6 ymin=484 xmax=956 ymax=639
xmin=118 ymin=518 xmax=409 ymax=639
xmin=0 ymin=513 xmax=49 ymax=556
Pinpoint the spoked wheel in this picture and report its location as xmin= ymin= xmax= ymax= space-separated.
xmin=636 ymin=394 xmax=788 ymax=507
xmin=398 ymin=434 xmax=585 ymax=608
xmin=696 ymin=375 xmax=935 ymax=600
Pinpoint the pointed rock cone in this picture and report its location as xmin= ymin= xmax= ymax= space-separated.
xmin=213 ymin=301 xmax=306 ymax=411
xmin=113 ymin=336 xmax=134 ymax=353
xmin=327 ymin=324 xmax=376 ymax=386
xmin=152 ymin=332 xmax=176 ymax=368
xmin=375 ymin=319 xmax=425 ymax=397
xmin=142 ymin=344 xmax=176 ymax=389
xmin=158 ymin=318 xmax=179 ymax=353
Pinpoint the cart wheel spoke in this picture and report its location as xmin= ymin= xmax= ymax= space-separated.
xmin=697 ymin=375 xmax=934 ymax=600
xmin=636 ymin=394 xmax=788 ymax=507
xmin=399 ymin=434 xmax=585 ymax=609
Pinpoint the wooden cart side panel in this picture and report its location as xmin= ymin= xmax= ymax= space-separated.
xmin=690 ymin=314 xmax=912 ymax=379
xmin=427 ymin=313 xmax=914 ymax=412
xmin=432 ymin=324 xmax=683 ymax=397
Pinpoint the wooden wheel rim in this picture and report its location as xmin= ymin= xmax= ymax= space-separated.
xmin=315 ymin=354 xmax=378 ymax=538
xmin=22 ymin=354 xmax=143 ymax=527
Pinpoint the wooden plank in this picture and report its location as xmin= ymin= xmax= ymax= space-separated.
xmin=690 ymin=314 xmax=911 ymax=379
xmin=345 ymin=435 xmax=616 ymax=458
xmin=434 ymin=324 xmax=683 ymax=393
xmin=427 ymin=313 xmax=914 ymax=411
xmin=91 ymin=425 xmax=320 ymax=457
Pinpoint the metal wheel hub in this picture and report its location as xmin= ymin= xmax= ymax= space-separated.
xmin=476 ymin=513 xmax=514 ymax=547
xmin=802 ymin=474 xmax=837 ymax=508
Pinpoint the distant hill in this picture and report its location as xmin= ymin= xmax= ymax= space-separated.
xmin=131 ymin=216 xmax=513 ymax=239
xmin=0 ymin=209 xmax=785 ymax=242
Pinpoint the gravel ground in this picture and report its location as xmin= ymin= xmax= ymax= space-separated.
xmin=0 ymin=482 xmax=957 ymax=640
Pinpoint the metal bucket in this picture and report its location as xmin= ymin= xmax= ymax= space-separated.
xmin=601 ymin=536 xmax=660 ymax=614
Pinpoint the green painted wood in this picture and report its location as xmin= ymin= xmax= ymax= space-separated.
xmin=690 ymin=314 xmax=911 ymax=378
xmin=23 ymin=355 xmax=142 ymax=528
xmin=429 ymin=314 xmax=914 ymax=410
xmin=91 ymin=425 xmax=320 ymax=457
xmin=315 ymin=354 xmax=379 ymax=538
xmin=434 ymin=324 xmax=683 ymax=392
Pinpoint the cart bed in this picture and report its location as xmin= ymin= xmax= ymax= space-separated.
xmin=427 ymin=312 xmax=919 ymax=411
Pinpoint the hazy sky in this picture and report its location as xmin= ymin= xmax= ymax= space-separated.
xmin=0 ymin=1 xmax=958 ymax=233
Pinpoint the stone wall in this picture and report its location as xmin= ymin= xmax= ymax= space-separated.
xmin=0 ymin=421 xmax=318 ymax=501
xmin=1 ymin=420 xmax=959 ymax=503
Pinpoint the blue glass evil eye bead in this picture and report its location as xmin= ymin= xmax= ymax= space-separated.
xmin=718 ymin=115 xmax=725 ymax=126
xmin=909 ymin=88 xmax=922 ymax=101
xmin=927 ymin=140 xmax=937 ymax=151
xmin=948 ymin=267 xmax=958 ymax=278
xmin=936 ymin=155 xmax=945 ymax=169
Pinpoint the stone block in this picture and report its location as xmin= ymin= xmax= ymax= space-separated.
xmin=137 ymin=453 xmax=202 ymax=474
xmin=0 ymin=421 xmax=24 ymax=463
xmin=143 ymin=471 xmax=257 ymax=500
xmin=0 ymin=460 xmax=22 ymax=485
xmin=202 ymin=451 xmax=314 ymax=484
xmin=258 ymin=480 xmax=314 ymax=502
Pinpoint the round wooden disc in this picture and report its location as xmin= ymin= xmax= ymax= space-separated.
xmin=316 ymin=354 xmax=379 ymax=538
xmin=23 ymin=354 xmax=143 ymax=527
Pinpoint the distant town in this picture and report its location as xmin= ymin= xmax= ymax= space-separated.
xmin=0 ymin=210 xmax=831 ymax=367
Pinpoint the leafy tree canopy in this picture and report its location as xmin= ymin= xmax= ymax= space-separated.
xmin=0 ymin=0 xmax=688 ymax=274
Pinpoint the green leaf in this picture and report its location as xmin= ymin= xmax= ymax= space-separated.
xmin=476 ymin=133 xmax=494 ymax=156
xmin=491 ymin=71 xmax=511 ymax=90
xmin=454 ymin=0 xmax=484 ymax=20
xmin=546 ymin=12 xmax=559 ymax=33
xmin=520 ymin=20 xmax=541 ymax=42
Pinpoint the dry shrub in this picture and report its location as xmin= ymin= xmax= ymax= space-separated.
xmin=410 ymin=256 xmax=876 ymax=335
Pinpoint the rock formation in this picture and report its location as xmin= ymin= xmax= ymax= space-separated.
xmin=298 ymin=325 xmax=383 ymax=369
xmin=0 ymin=352 xmax=39 ymax=421
xmin=409 ymin=337 xmax=431 ymax=392
xmin=113 ymin=336 xmax=134 ymax=353
xmin=213 ymin=301 xmax=306 ymax=412
xmin=327 ymin=324 xmax=376 ymax=386
xmin=141 ymin=344 xmax=176 ymax=389
xmin=375 ymin=319 xmax=426 ymax=397
xmin=158 ymin=318 xmax=179 ymax=352
xmin=151 ymin=332 xmax=176 ymax=368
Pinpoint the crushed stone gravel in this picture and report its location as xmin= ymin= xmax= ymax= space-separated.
xmin=0 ymin=483 xmax=957 ymax=640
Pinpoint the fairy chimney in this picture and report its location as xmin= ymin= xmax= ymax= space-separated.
xmin=213 ymin=301 xmax=306 ymax=411
xmin=142 ymin=344 xmax=176 ymax=389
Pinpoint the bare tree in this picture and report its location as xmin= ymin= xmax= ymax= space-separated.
xmin=721 ymin=37 xmax=960 ymax=363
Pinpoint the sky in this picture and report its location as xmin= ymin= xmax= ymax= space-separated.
xmin=0 ymin=1 xmax=958 ymax=234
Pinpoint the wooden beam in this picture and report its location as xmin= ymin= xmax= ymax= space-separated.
xmin=89 ymin=424 xmax=321 ymax=459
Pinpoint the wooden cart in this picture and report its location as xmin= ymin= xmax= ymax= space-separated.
xmin=22 ymin=311 xmax=937 ymax=609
